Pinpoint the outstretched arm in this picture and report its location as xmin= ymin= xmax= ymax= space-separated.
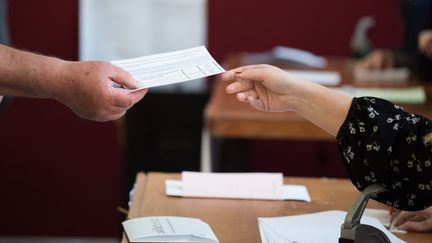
xmin=0 ymin=44 xmax=147 ymax=121
xmin=221 ymin=64 xmax=352 ymax=136
xmin=222 ymin=64 xmax=432 ymax=210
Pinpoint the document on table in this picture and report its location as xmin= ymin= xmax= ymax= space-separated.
xmin=353 ymin=68 xmax=410 ymax=82
xmin=335 ymin=85 xmax=426 ymax=104
xmin=165 ymin=172 xmax=311 ymax=201
xmin=111 ymin=46 xmax=225 ymax=91
xmin=272 ymin=46 xmax=327 ymax=68
xmin=285 ymin=70 xmax=341 ymax=86
xmin=258 ymin=210 xmax=405 ymax=243
xmin=364 ymin=208 xmax=406 ymax=233
xmin=123 ymin=216 xmax=219 ymax=243
xmin=243 ymin=46 xmax=327 ymax=68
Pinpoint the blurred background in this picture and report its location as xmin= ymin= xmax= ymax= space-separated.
xmin=0 ymin=0 xmax=404 ymax=242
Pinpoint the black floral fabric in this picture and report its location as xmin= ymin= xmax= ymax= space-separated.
xmin=337 ymin=97 xmax=432 ymax=211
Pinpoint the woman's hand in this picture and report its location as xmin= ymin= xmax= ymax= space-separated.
xmin=221 ymin=64 xmax=303 ymax=112
xmin=395 ymin=207 xmax=432 ymax=232
xmin=221 ymin=64 xmax=352 ymax=136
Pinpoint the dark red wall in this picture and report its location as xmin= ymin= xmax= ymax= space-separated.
xmin=0 ymin=0 xmax=123 ymax=237
xmin=7 ymin=0 xmax=78 ymax=60
xmin=208 ymin=0 xmax=403 ymax=61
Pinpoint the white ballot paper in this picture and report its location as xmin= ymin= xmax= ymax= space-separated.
xmin=258 ymin=210 xmax=405 ymax=243
xmin=122 ymin=216 xmax=219 ymax=243
xmin=165 ymin=172 xmax=311 ymax=201
xmin=111 ymin=46 xmax=225 ymax=91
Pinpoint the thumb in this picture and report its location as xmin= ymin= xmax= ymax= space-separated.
xmin=110 ymin=65 xmax=141 ymax=89
xmin=111 ymin=88 xmax=148 ymax=108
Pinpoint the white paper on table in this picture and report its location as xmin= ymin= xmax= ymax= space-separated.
xmin=165 ymin=180 xmax=310 ymax=202
xmin=257 ymin=210 xmax=405 ymax=243
xmin=285 ymin=70 xmax=341 ymax=86
xmin=181 ymin=172 xmax=283 ymax=200
xmin=364 ymin=208 xmax=406 ymax=233
xmin=111 ymin=46 xmax=225 ymax=91
xmin=281 ymin=184 xmax=311 ymax=202
xmin=165 ymin=172 xmax=311 ymax=201
xmin=334 ymin=85 xmax=426 ymax=104
xmin=123 ymin=216 xmax=219 ymax=242
xmin=243 ymin=46 xmax=327 ymax=68
xmin=353 ymin=68 xmax=410 ymax=82
xmin=273 ymin=46 xmax=327 ymax=68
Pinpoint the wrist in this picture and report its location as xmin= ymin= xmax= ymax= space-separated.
xmin=284 ymin=78 xmax=321 ymax=114
xmin=286 ymin=80 xmax=352 ymax=136
xmin=49 ymin=60 xmax=74 ymax=103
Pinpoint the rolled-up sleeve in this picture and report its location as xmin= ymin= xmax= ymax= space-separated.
xmin=337 ymin=97 xmax=432 ymax=211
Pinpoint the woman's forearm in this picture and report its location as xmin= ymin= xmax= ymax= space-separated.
xmin=290 ymin=81 xmax=352 ymax=136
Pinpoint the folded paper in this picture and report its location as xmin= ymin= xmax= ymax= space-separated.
xmin=123 ymin=216 xmax=219 ymax=243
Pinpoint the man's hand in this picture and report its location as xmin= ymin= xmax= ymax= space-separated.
xmin=57 ymin=61 xmax=147 ymax=122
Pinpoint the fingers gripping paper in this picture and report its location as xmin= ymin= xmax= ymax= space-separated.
xmin=111 ymin=46 xmax=225 ymax=91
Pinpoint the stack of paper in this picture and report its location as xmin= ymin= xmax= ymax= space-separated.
xmin=165 ymin=172 xmax=311 ymax=201
xmin=243 ymin=46 xmax=327 ymax=68
xmin=353 ymin=68 xmax=410 ymax=82
xmin=258 ymin=210 xmax=405 ymax=243
xmin=273 ymin=46 xmax=327 ymax=68
xmin=285 ymin=70 xmax=341 ymax=86
xmin=123 ymin=216 xmax=219 ymax=243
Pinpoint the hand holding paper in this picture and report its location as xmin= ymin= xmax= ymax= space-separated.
xmin=111 ymin=46 xmax=225 ymax=91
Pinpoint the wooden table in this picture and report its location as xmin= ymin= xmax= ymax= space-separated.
xmin=122 ymin=173 xmax=432 ymax=243
xmin=201 ymin=55 xmax=432 ymax=171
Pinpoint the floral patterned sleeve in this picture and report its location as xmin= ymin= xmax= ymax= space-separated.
xmin=336 ymin=97 xmax=432 ymax=211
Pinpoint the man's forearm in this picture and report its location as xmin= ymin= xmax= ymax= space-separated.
xmin=0 ymin=44 xmax=66 ymax=99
